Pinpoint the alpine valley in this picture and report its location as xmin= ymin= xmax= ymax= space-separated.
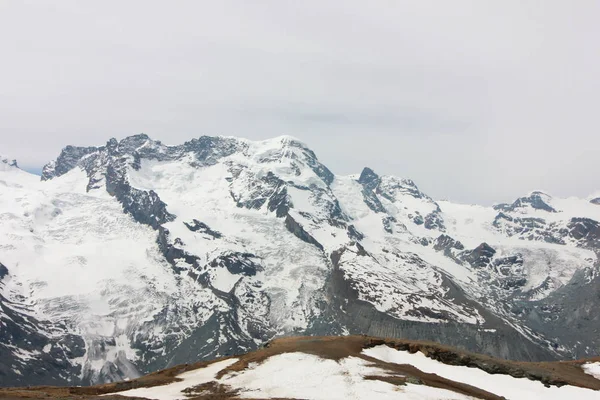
xmin=1 ymin=135 xmax=600 ymax=387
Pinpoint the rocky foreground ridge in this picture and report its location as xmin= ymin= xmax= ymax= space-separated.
xmin=1 ymin=336 xmax=600 ymax=399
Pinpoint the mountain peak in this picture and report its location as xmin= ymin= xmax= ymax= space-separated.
xmin=528 ymin=190 xmax=552 ymax=199
xmin=588 ymin=191 xmax=600 ymax=205
xmin=494 ymin=190 xmax=557 ymax=213
xmin=252 ymin=135 xmax=309 ymax=152
xmin=274 ymin=134 xmax=303 ymax=144
xmin=358 ymin=167 xmax=379 ymax=184
xmin=41 ymin=144 xmax=99 ymax=180
xmin=115 ymin=133 xmax=159 ymax=154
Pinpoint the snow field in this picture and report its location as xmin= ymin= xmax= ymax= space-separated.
xmin=363 ymin=345 xmax=600 ymax=399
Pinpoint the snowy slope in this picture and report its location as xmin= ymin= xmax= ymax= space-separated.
xmin=1 ymin=135 xmax=600 ymax=386
xmin=363 ymin=345 xmax=600 ymax=400
xmin=115 ymin=354 xmax=473 ymax=400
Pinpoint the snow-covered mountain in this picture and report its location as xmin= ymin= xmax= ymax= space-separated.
xmin=1 ymin=134 xmax=600 ymax=386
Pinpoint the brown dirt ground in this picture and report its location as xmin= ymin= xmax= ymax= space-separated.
xmin=1 ymin=335 xmax=599 ymax=400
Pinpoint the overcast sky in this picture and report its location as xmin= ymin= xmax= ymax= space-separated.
xmin=1 ymin=1 xmax=598 ymax=204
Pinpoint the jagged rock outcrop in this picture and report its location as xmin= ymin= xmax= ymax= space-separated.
xmin=463 ymin=243 xmax=496 ymax=268
xmin=184 ymin=220 xmax=222 ymax=239
xmin=566 ymin=218 xmax=600 ymax=248
xmin=494 ymin=191 xmax=557 ymax=213
xmin=433 ymin=234 xmax=465 ymax=253
xmin=284 ymin=214 xmax=324 ymax=250
xmin=0 ymin=156 xmax=18 ymax=169
xmin=41 ymin=145 xmax=99 ymax=180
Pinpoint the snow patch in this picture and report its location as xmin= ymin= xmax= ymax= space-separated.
xmin=113 ymin=358 xmax=238 ymax=400
xmin=363 ymin=345 xmax=600 ymax=399
xmin=583 ymin=362 xmax=600 ymax=380
xmin=222 ymin=352 xmax=470 ymax=400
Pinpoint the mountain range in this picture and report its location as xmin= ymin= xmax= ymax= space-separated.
xmin=1 ymin=135 xmax=599 ymax=387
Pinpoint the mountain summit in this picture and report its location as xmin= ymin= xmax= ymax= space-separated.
xmin=1 ymin=134 xmax=600 ymax=386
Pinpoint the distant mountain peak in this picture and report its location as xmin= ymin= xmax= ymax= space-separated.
xmin=588 ymin=192 xmax=600 ymax=205
xmin=357 ymin=167 xmax=380 ymax=187
xmin=494 ymin=190 xmax=557 ymax=213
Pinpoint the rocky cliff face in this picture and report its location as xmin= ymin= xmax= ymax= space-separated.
xmin=1 ymin=134 xmax=600 ymax=386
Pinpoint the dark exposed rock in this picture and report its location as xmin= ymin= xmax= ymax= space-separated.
xmin=566 ymin=218 xmax=600 ymax=248
xmin=163 ymin=311 xmax=260 ymax=368
xmin=105 ymin=165 xmax=175 ymax=230
xmin=463 ymin=243 xmax=496 ymax=268
xmin=0 ymin=157 xmax=18 ymax=168
xmin=184 ymin=220 xmax=222 ymax=239
xmin=130 ymin=153 xmax=142 ymax=170
xmin=284 ymin=214 xmax=324 ymax=250
xmin=302 ymin=148 xmax=334 ymax=186
xmin=253 ymin=137 xmax=334 ymax=186
xmin=312 ymin=187 xmax=348 ymax=227
xmin=157 ymin=227 xmax=200 ymax=272
xmin=209 ymin=253 xmax=263 ymax=276
xmin=355 ymin=242 xmax=369 ymax=257
xmin=494 ymin=203 xmax=512 ymax=212
xmin=382 ymin=216 xmax=396 ymax=234
xmin=361 ymin=188 xmax=386 ymax=213
xmin=396 ymin=179 xmax=422 ymax=198
xmin=433 ymin=235 xmax=465 ymax=253
xmin=493 ymin=276 xmax=527 ymax=291
xmin=114 ymin=133 xmax=151 ymax=154
xmin=122 ymin=188 xmax=175 ymax=229
xmin=517 ymin=270 xmax=600 ymax=359
xmin=590 ymin=198 xmax=600 ymax=205
xmin=321 ymin=249 xmax=557 ymax=362
xmin=0 ymin=287 xmax=86 ymax=387
xmin=492 ymin=213 xmax=566 ymax=244
xmin=412 ymin=214 xmax=424 ymax=225
xmin=347 ymin=225 xmax=365 ymax=241
xmin=492 ymin=255 xmax=524 ymax=276
xmin=184 ymin=136 xmax=243 ymax=167
xmin=424 ymin=210 xmax=445 ymax=231
xmin=267 ymin=184 xmax=290 ymax=218
xmin=523 ymin=277 xmax=556 ymax=299
xmin=356 ymin=168 xmax=387 ymax=213
xmin=419 ymin=237 xmax=432 ymax=246
xmin=358 ymin=167 xmax=381 ymax=191
xmin=0 ymin=262 xmax=8 ymax=280
xmin=232 ymin=172 xmax=290 ymax=217
xmin=493 ymin=213 xmax=545 ymax=229
xmin=378 ymin=178 xmax=425 ymax=201
xmin=42 ymin=145 xmax=99 ymax=180
xmin=494 ymin=191 xmax=557 ymax=213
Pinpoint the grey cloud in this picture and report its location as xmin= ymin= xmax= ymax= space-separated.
xmin=0 ymin=0 xmax=598 ymax=204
